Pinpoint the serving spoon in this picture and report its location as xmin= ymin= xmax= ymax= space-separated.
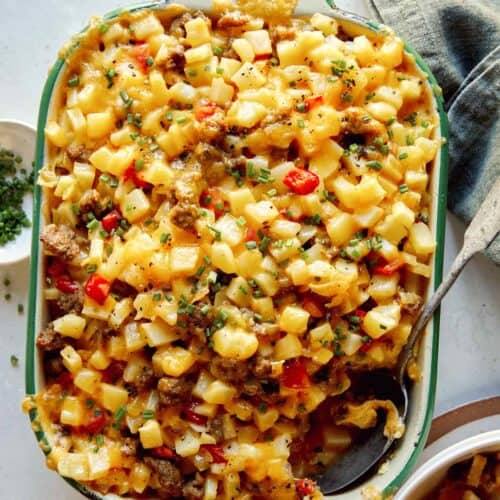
xmin=317 ymin=176 xmax=500 ymax=494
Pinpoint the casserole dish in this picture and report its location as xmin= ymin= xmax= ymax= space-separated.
xmin=25 ymin=0 xmax=449 ymax=497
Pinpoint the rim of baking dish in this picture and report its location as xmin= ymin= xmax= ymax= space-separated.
xmin=25 ymin=1 xmax=449 ymax=498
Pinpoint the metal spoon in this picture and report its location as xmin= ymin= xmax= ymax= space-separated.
xmin=317 ymin=177 xmax=500 ymax=494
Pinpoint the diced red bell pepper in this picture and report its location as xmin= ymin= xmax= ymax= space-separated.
xmin=201 ymin=444 xmax=227 ymax=463
xmin=373 ymin=258 xmax=405 ymax=275
xmin=131 ymin=43 xmax=150 ymax=73
xmin=195 ymin=101 xmax=217 ymax=121
xmin=47 ymin=258 xmax=66 ymax=278
xmin=296 ymin=478 xmax=317 ymax=497
xmin=281 ymin=358 xmax=311 ymax=390
xmin=54 ymin=370 xmax=73 ymax=388
xmin=353 ymin=308 xmax=367 ymax=318
xmin=83 ymin=410 xmax=106 ymax=434
xmin=200 ymin=188 xmax=226 ymax=218
xmin=84 ymin=273 xmax=111 ymax=305
xmin=305 ymin=95 xmax=324 ymax=111
xmin=183 ymin=402 xmax=208 ymax=426
xmin=124 ymin=162 xmax=151 ymax=190
xmin=101 ymin=210 xmax=121 ymax=234
xmin=301 ymin=293 xmax=325 ymax=318
xmin=244 ymin=226 xmax=258 ymax=243
xmin=151 ymin=446 xmax=176 ymax=459
xmin=283 ymin=169 xmax=320 ymax=195
xmin=55 ymin=276 xmax=80 ymax=294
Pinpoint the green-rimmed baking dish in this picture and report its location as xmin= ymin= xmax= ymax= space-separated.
xmin=25 ymin=1 xmax=449 ymax=498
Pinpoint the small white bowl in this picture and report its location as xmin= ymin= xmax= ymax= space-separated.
xmin=0 ymin=120 xmax=36 ymax=265
xmin=396 ymin=429 xmax=500 ymax=499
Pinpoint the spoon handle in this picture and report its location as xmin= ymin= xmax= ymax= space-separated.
xmin=397 ymin=176 xmax=500 ymax=382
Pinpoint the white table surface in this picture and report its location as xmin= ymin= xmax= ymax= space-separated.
xmin=0 ymin=1 xmax=499 ymax=499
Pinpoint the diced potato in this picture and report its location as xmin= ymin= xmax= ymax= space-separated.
xmin=60 ymin=345 xmax=82 ymax=374
xmin=214 ymin=214 xmax=244 ymax=247
xmin=52 ymin=313 xmax=86 ymax=339
xmin=279 ymin=305 xmax=310 ymax=335
xmin=211 ymin=242 xmax=237 ymax=273
xmin=362 ymin=304 xmax=401 ymax=338
xmin=124 ymin=322 xmax=147 ymax=352
xmin=309 ymin=140 xmax=343 ymax=179
xmin=160 ymin=347 xmax=195 ymax=377
xmin=192 ymin=370 xmax=215 ymax=400
xmin=140 ymin=319 xmax=178 ymax=347
xmin=185 ymin=43 xmax=213 ymax=65
xmin=86 ymin=110 xmax=114 ymax=139
xmin=228 ymin=188 xmax=256 ymax=216
xmin=130 ymin=462 xmax=152 ymax=494
xmin=185 ymin=17 xmax=211 ymax=47
xmin=254 ymin=407 xmax=280 ymax=432
xmin=409 ymin=222 xmax=436 ymax=255
xmin=89 ymin=349 xmax=111 ymax=370
xmin=203 ymin=380 xmax=237 ymax=405
xmin=170 ymin=246 xmax=200 ymax=275
xmin=174 ymin=429 xmax=201 ymax=458
xmin=309 ymin=323 xmax=334 ymax=350
xmin=212 ymin=325 xmax=258 ymax=360
xmin=231 ymin=62 xmax=266 ymax=90
xmin=168 ymin=82 xmax=197 ymax=104
xmin=110 ymin=298 xmax=134 ymax=329
xmin=243 ymin=30 xmax=272 ymax=56
xmin=121 ymin=188 xmax=151 ymax=223
xmin=149 ymin=70 xmax=170 ymax=105
xmin=87 ymin=447 xmax=111 ymax=480
xmin=244 ymin=201 xmax=279 ymax=227
xmin=139 ymin=419 xmax=163 ymax=449
xmin=274 ymin=334 xmax=303 ymax=360
xmin=232 ymin=38 xmax=255 ymax=62
xmin=57 ymin=452 xmax=89 ymax=481
xmin=209 ymin=77 xmax=234 ymax=105
xmin=45 ymin=121 xmax=69 ymax=148
xmin=131 ymin=14 xmax=164 ymax=40
xmin=235 ymin=249 xmax=263 ymax=278
xmin=60 ymin=397 xmax=84 ymax=426
xmin=326 ymin=212 xmax=358 ymax=247
xmin=100 ymin=383 xmax=129 ymax=412
xmin=251 ymin=296 xmax=275 ymax=321
xmin=226 ymin=100 xmax=267 ymax=128
xmin=253 ymin=272 xmax=279 ymax=296
xmin=74 ymin=369 xmax=101 ymax=395
xmin=269 ymin=220 xmax=301 ymax=240
xmin=367 ymin=274 xmax=399 ymax=301
xmin=226 ymin=276 xmax=252 ymax=307
xmin=286 ymin=258 xmax=311 ymax=285
xmin=310 ymin=13 xmax=338 ymax=35
xmin=89 ymin=145 xmax=135 ymax=177
xmin=365 ymin=101 xmax=397 ymax=123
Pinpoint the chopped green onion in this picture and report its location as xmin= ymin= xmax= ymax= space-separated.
xmin=366 ymin=161 xmax=382 ymax=171
xmin=399 ymin=184 xmax=409 ymax=193
xmin=68 ymin=76 xmax=80 ymax=87
xmin=246 ymin=241 xmax=257 ymax=250
xmin=399 ymin=152 xmax=409 ymax=160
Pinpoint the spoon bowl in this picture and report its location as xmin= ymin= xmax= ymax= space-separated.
xmin=317 ymin=371 xmax=408 ymax=493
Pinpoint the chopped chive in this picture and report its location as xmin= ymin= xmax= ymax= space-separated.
xmin=68 ymin=76 xmax=80 ymax=87
xmin=216 ymin=66 xmax=224 ymax=74
xmin=246 ymin=241 xmax=257 ymax=250
xmin=86 ymin=219 xmax=100 ymax=231
xmin=160 ymin=233 xmax=171 ymax=244
xmin=143 ymin=409 xmax=154 ymax=420
xmin=399 ymin=152 xmax=409 ymax=160
xmin=399 ymin=184 xmax=409 ymax=193
xmin=213 ymin=46 xmax=223 ymax=56
xmin=406 ymin=135 xmax=415 ymax=146
xmin=296 ymin=103 xmax=307 ymax=112
xmin=166 ymin=111 xmax=173 ymax=121
xmin=386 ymin=116 xmax=396 ymax=126
xmin=259 ymin=236 xmax=271 ymax=253
xmin=366 ymin=161 xmax=382 ymax=171
xmin=187 ymin=69 xmax=198 ymax=77
xmin=114 ymin=406 xmax=126 ymax=422
xmin=238 ymin=285 xmax=248 ymax=295
xmin=196 ymin=265 xmax=206 ymax=277
xmin=297 ymin=120 xmax=306 ymax=128
xmin=176 ymin=116 xmax=187 ymax=124
xmin=146 ymin=56 xmax=154 ymax=67
xmin=85 ymin=399 xmax=94 ymax=408
xmin=134 ymin=159 xmax=145 ymax=171
xmin=10 ymin=354 xmax=19 ymax=367
xmin=86 ymin=264 xmax=97 ymax=274
xmin=266 ymin=188 xmax=277 ymax=197
xmin=236 ymin=216 xmax=246 ymax=227
xmin=208 ymin=226 xmax=222 ymax=241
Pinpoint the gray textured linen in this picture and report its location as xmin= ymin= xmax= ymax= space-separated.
xmin=367 ymin=0 xmax=500 ymax=263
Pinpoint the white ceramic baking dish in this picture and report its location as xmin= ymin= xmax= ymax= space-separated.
xmin=25 ymin=1 xmax=449 ymax=498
